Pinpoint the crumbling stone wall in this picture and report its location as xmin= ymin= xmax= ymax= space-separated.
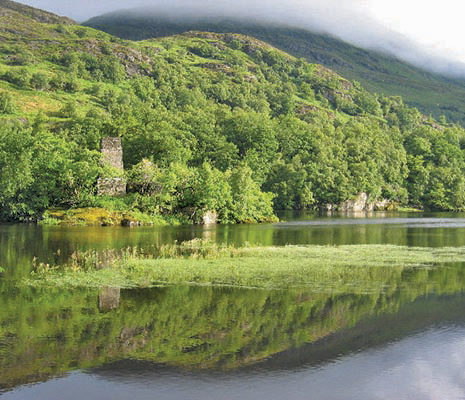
xmin=100 ymin=137 xmax=124 ymax=170
xmin=97 ymin=177 xmax=127 ymax=196
xmin=97 ymin=137 xmax=127 ymax=196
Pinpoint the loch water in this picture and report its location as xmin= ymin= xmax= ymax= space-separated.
xmin=1 ymin=212 xmax=465 ymax=400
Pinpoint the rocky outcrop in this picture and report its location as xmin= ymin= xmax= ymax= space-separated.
xmin=296 ymin=103 xmax=319 ymax=114
xmin=421 ymin=115 xmax=445 ymax=131
xmin=339 ymin=192 xmax=369 ymax=212
xmin=183 ymin=208 xmax=218 ymax=225
xmin=198 ymin=62 xmax=233 ymax=75
xmin=322 ymin=193 xmax=394 ymax=212
xmin=202 ymin=211 xmax=218 ymax=225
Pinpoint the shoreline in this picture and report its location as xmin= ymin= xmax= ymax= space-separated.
xmin=1 ymin=206 xmax=427 ymax=227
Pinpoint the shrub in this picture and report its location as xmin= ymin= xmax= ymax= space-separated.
xmin=49 ymin=74 xmax=65 ymax=91
xmin=6 ymin=48 xmax=33 ymax=66
xmin=59 ymin=101 xmax=78 ymax=118
xmin=63 ymin=75 xmax=80 ymax=93
xmin=0 ymin=91 xmax=14 ymax=114
xmin=30 ymin=73 xmax=49 ymax=90
xmin=2 ymin=68 xmax=30 ymax=88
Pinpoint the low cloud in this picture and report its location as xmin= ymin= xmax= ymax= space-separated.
xmin=16 ymin=0 xmax=465 ymax=77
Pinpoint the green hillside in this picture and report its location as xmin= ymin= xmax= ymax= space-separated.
xmin=84 ymin=13 xmax=465 ymax=126
xmin=1 ymin=1 xmax=465 ymax=223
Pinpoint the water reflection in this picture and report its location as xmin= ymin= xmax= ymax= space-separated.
xmin=2 ymin=294 xmax=465 ymax=400
xmin=2 ymin=260 xmax=465 ymax=392
xmin=88 ymin=324 xmax=465 ymax=400
xmin=98 ymin=287 xmax=120 ymax=312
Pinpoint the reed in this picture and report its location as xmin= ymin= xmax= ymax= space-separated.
xmin=24 ymin=240 xmax=465 ymax=291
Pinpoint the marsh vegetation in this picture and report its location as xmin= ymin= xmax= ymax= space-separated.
xmin=26 ymin=240 xmax=465 ymax=290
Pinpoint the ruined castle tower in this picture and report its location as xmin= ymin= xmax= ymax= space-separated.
xmin=101 ymin=137 xmax=124 ymax=170
xmin=97 ymin=137 xmax=127 ymax=196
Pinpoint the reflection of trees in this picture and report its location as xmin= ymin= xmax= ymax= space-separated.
xmin=2 ymin=263 xmax=465 ymax=390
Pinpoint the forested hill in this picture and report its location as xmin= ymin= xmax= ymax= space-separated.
xmin=84 ymin=13 xmax=465 ymax=126
xmin=1 ymin=1 xmax=465 ymax=223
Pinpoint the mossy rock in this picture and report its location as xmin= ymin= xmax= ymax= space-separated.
xmin=43 ymin=208 xmax=122 ymax=226
xmin=42 ymin=208 xmax=167 ymax=226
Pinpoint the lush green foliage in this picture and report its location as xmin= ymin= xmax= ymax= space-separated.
xmin=2 ymin=3 xmax=465 ymax=221
xmin=0 ymin=121 xmax=100 ymax=220
xmin=0 ymin=90 xmax=14 ymax=113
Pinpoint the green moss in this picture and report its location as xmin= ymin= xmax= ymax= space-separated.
xmin=40 ymin=207 xmax=185 ymax=226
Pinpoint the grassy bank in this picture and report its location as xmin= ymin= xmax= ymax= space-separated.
xmin=24 ymin=241 xmax=465 ymax=290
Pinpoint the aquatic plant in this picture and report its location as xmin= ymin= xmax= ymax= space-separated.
xmin=25 ymin=240 xmax=465 ymax=290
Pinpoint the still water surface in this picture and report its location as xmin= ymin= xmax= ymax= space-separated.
xmin=2 ymin=212 xmax=465 ymax=399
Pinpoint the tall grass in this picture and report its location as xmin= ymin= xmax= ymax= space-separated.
xmin=25 ymin=240 xmax=465 ymax=291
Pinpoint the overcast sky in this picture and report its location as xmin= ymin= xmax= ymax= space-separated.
xmin=16 ymin=0 xmax=465 ymax=76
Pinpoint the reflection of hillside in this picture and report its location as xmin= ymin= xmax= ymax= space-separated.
xmin=249 ymin=292 xmax=465 ymax=372
xmin=2 ymin=263 xmax=465 ymax=391
xmin=90 ymin=289 xmax=465 ymax=377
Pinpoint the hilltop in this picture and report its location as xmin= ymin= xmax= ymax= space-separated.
xmin=84 ymin=13 xmax=465 ymax=126
xmin=1 ymin=1 xmax=465 ymax=224
xmin=0 ymin=0 xmax=74 ymax=24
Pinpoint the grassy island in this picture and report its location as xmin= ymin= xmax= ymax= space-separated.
xmin=25 ymin=241 xmax=465 ymax=290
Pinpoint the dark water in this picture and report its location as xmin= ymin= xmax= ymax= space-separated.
xmin=2 ymin=212 xmax=465 ymax=399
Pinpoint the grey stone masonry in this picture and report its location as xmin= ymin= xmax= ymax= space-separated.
xmin=100 ymin=137 xmax=124 ymax=170
xmin=97 ymin=177 xmax=127 ymax=197
xmin=97 ymin=137 xmax=127 ymax=196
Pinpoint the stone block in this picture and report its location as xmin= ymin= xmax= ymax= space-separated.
xmin=98 ymin=137 xmax=126 ymax=196
xmin=97 ymin=177 xmax=127 ymax=197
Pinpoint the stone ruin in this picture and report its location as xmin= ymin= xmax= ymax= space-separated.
xmin=96 ymin=137 xmax=219 ymax=224
xmin=97 ymin=137 xmax=127 ymax=196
